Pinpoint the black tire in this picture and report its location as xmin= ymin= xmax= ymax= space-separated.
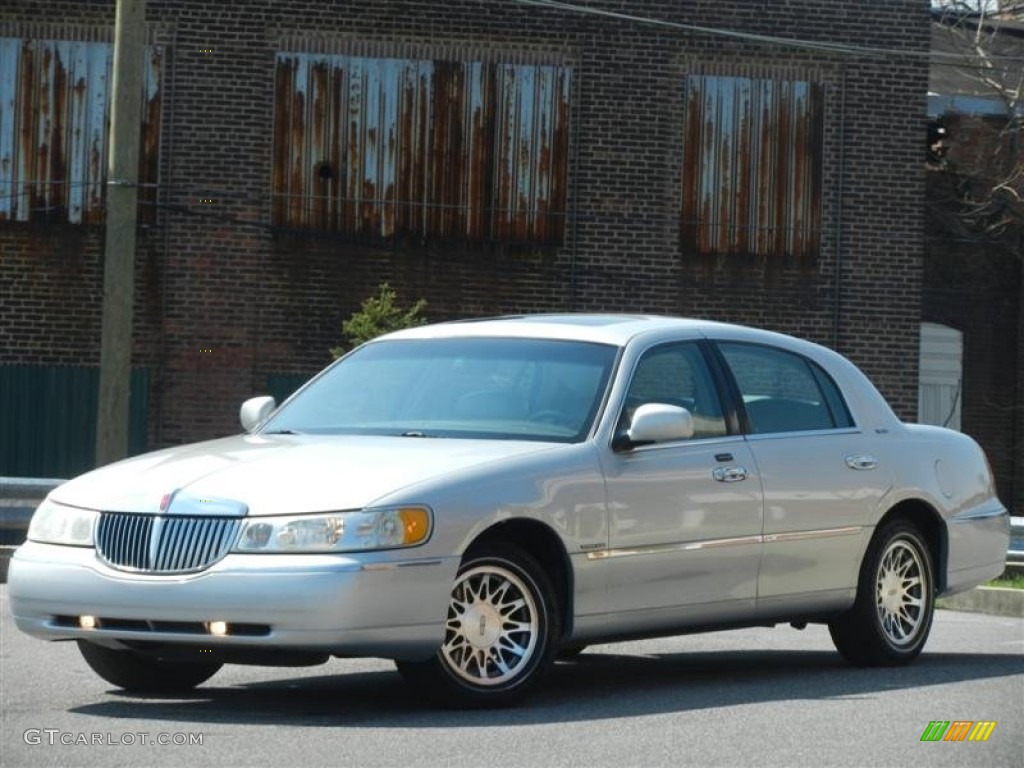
xmin=77 ymin=640 xmax=222 ymax=692
xmin=828 ymin=521 xmax=936 ymax=666
xmin=396 ymin=542 xmax=561 ymax=708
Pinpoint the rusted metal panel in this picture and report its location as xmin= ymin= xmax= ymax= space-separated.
xmin=272 ymin=52 xmax=571 ymax=245
xmin=0 ymin=37 xmax=161 ymax=224
xmin=682 ymin=74 xmax=823 ymax=258
xmin=0 ymin=40 xmax=19 ymax=216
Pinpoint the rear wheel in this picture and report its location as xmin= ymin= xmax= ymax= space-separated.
xmin=396 ymin=542 xmax=560 ymax=708
xmin=829 ymin=521 xmax=935 ymax=666
xmin=77 ymin=640 xmax=222 ymax=692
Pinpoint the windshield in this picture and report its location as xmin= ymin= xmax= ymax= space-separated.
xmin=263 ymin=337 xmax=619 ymax=442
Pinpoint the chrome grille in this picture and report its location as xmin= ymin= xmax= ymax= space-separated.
xmin=96 ymin=514 xmax=240 ymax=574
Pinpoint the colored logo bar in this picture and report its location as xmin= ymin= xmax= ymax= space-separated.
xmin=920 ymin=721 xmax=997 ymax=742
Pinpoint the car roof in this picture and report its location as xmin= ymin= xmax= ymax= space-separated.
xmin=383 ymin=314 xmax=757 ymax=347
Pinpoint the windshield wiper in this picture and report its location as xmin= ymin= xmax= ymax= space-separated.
xmin=262 ymin=429 xmax=302 ymax=435
xmin=399 ymin=430 xmax=436 ymax=438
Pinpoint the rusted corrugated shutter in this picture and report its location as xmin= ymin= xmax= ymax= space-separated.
xmin=682 ymin=73 xmax=823 ymax=258
xmin=0 ymin=37 xmax=162 ymax=224
xmin=492 ymin=63 xmax=572 ymax=244
xmin=272 ymin=51 xmax=571 ymax=245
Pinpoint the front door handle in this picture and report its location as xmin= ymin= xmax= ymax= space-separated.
xmin=713 ymin=466 xmax=748 ymax=483
xmin=846 ymin=454 xmax=879 ymax=471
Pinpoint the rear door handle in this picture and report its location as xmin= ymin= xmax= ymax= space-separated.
xmin=713 ymin=466 xmax=748 ymax=483
xmin=846 ymin=454 xmax=878 ymax=471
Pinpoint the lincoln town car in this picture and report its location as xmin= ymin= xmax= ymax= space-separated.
xmin=8 ymin=315 xmax=1009 ymax=707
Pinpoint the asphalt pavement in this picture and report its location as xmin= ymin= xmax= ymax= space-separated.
xmin=1 ymin=585 xmax=1021 ymax=768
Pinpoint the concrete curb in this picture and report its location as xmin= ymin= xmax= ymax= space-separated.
xmin=938 ymin=586 xmax=1024 ymax=618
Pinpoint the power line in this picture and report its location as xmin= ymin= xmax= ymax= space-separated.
xmin=0 ymin=179 xmax=164 ymax=203
xmin=510 ymin=0 xmax=871 ymax=56
xmin=510 ymin=0 xmax=1024 ymax=62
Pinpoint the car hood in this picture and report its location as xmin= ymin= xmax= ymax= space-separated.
xmin=50 ymin=434 xmax=560 ymax=516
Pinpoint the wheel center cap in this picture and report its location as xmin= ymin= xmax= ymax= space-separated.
xmin=881 ymin=573 xmax=902 ymax=612
xmin=461 ymin=603 xmax=502 ymax=648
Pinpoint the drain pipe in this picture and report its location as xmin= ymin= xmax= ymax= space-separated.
xmin=832 ymin=62 xmax=848 ymax=351
xmin=568 ymin=62 xmax=583 ymax=311
xmin=155 ymin=22 xmax=180 ymax=449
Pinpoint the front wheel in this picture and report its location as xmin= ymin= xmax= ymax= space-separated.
xmin=829 ymin=521 xmax=935 ymax=666
xmin=77 ymin=640 xmax=222 ymax=692
xmin=396 ymin=542 xmax=560 ymax=708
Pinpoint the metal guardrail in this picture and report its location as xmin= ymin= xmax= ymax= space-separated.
xmin=0 ymin=478 xmax=1021 ymax=579
xmin=0 ymin=477 xmax=64 ymax=582
xmin=0 ymin=477 xmax=64 ymax=545
xmin=1008 ymin=516 xmax=1024 ymax=569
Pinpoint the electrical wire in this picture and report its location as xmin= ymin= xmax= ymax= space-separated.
xmin=509 ymin=0 xmax=1024 ymax=62
xmin=0 ymin=179 xmax=162 ymax=203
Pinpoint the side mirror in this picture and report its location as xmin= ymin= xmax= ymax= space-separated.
xmin=240 ymin=396 xmax=276 ymax=432
xmin=624 ymin=403 xmax=694 ymax=446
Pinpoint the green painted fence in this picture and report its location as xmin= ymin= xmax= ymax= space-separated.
xmin=265 ymin=373 xmax=313 ymax=405
xmin=0 ymin=365 xmax=149 ymax=477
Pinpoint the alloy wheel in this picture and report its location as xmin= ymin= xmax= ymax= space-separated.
xmin=441 ymin=564 xmax=540 ymax=686
xmin=875 ymin=538 xmax=929 ymax=647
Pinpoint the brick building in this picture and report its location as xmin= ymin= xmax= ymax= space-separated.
xmin=2 ymin=2 xmax=931 ymax=480
xmin=925 ymin=8 xmax=1023 ymax=515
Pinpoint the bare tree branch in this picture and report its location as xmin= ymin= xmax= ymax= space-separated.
xmin=929 ymin=1 xmax=1023 ymax=251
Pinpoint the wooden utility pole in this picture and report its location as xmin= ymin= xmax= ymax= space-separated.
xmin=96 ymin=0 xmax=147 ymax=466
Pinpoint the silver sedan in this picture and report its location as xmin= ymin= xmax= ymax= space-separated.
xmin=8 ymin=315 xmax=1009 ymax=707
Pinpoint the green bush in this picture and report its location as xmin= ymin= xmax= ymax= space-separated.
xmin=331 ymin=282 xmax=428 ymax=358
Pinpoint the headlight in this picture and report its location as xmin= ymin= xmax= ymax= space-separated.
xmin=233 ymin=506 xmax=432 ymax=553
xmin=27 ymin=498 xmax=98 ymax=547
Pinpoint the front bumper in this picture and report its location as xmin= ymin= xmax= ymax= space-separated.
xmin=8 ymin=541 xmax=458 ymax=661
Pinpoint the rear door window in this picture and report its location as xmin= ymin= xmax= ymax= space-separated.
xmin=717 ymin=343 xmax=853 ymax=434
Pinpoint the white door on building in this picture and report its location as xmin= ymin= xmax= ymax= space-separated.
xmin=919 ymin=322 xmax=963 ymax=431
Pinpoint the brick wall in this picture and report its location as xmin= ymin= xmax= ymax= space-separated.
xmin=924 ymin=104 xmax=1023 ymax=513
xmin=922 ymin=225 xmax=1021 ymax=509
xmin=922 ymin=122 xmax=1024 ymax=513
xmin=1 ymin=0 xmax=931 ymax=450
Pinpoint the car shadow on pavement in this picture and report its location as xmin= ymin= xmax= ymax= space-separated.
xmin=69 ymin=648 xmax=1024 ymax=727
